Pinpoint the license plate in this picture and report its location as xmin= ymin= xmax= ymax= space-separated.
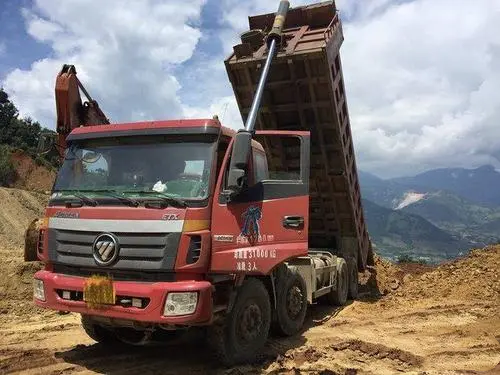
xmin=83 ymin=275 xmax=115 ymax=308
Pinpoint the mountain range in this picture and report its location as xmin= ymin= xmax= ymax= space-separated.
xmin=360 ymin=165 xmax=500 ymax=263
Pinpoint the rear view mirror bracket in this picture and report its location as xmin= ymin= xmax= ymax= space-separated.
xmin=224 ymin=130 xmax=253 ymax=200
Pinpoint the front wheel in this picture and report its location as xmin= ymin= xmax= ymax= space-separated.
xmin=81 ymin=315 xmax=122 ymax=345
xmin=208 ymin=278 xmax=271 ymax=366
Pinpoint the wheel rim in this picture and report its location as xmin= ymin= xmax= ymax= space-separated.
xmin=237 ymin=303 xmax=263 ymax=343
xmin=286 ymin=285 xmax=303 ymax=320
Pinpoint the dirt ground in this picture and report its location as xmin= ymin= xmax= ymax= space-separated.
xmin=0 ymin=187 xmax=499 ymax=375
xmin=9 ymin=151 xmax=56 ymax=193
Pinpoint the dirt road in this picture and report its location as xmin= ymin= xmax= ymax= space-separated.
xmin=1 ymin=244 xmax=499 ymax=375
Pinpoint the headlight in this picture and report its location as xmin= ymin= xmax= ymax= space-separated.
xmin=163 ymin=292 xmax=198 ymax=316
xmin=34 ymin=279 xmax=46 ymax=301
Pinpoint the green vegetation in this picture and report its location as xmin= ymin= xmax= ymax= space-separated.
xmin=362 ymin=199 xmax=473 ymax=263
xmin=0 ymin=88 xmax=59 ymax=185
xmin=396 ymin=254 xmax=428 ymax=265
xmin=0 ymin=144 xmax=17 ymax=185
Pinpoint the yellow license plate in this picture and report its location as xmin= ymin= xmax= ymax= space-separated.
xmin=83 ymin=275 xmax=115 ymax=308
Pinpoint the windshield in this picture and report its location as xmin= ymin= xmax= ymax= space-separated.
xmin=53 ymin=136 xmax=216 ymax=201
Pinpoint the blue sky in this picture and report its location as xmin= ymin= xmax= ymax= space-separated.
xmin=0 ymin=0 xmax=50 ymax=79
xmin=1 ymin=0 xmax=499 ymax=177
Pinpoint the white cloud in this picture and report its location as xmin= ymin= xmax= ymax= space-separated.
xmin=339 ymin=0 xmax=500 ymax=176
xmin=2 ymin=0 xmax=206 ymax=127
xmin=3 ymin=0 xmax=500 ymax=178
xmin=204 ymin=0 xmax=500 ymax=177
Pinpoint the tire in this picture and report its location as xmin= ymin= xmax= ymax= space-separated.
xmin=347 ymin=257 xmax=359 ymax=300
xmin=272 ymin=266 xmax=308 ymax=337
xmin=81 ymin=315 xmax=122 ymax=345
xmin=327 ymin=258 xmax=348 ymax=306
xmin=208 ymin=278 xmax=271 ymax=366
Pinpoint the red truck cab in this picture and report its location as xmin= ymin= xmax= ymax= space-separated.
xmin=33 ymin=117 xmax=312 ymax=358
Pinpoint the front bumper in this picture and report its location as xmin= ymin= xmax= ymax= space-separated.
xmin=33 ymin=270 xmax=214 ymax=325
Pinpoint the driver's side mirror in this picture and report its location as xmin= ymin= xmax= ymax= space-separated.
xmin=37 ymin=132 xmax=57 ymax=155
xmin=224 ymin=130 xmax=252 ymax=200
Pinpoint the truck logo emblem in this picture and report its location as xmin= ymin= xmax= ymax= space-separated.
xmin=214 ymin=235 xmax=234 ymax=242
xmin=92 ymin=233 xmax=119 ymax=266
xmin=241 ymin=206 xmax=262 ymax=238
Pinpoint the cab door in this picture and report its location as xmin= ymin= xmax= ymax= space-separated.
xmin=210 ymin=131 xmax=310 ymax=275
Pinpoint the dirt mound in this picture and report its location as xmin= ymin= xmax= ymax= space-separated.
xmin=395 ymin=246 xmax=500 ymax=301
xmin=358 ymin=254 xmax=405 ymax=296
xmin=0 ymin=187 xmax=49 ymax=247
xmin=0 ymin=187 xmax=50 ymax=320
xmin=10 ymin=150 xmax=56 ymax=191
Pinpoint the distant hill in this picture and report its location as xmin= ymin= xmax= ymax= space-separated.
xmin=362 ymin=199 xmax=473 ymax=263
xmin=399 ymin=190 xmax=500 ymax=246
xmin=359 ymin=170 xmax=411 ymax=207
xmin=391 ymin=165 xmax=500 ymax=206
xmin=359 ymin=167 xmax=500 ymax=257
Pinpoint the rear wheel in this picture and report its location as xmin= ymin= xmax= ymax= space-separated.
xmin=327 ymin=258 xmax=348 ymax=306
xmin=272 ymin=266 xmax=308 ymax=336
xmin=208 ymin=278 xmax=271 ymax=366
xmin=347 ymin=256 xmax=359 ymax=300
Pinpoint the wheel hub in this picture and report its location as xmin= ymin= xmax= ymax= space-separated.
xmin=239 ymin=304 xmax=262 ymax=342
xmin=286 ymin=285 xmax=303 ymax=319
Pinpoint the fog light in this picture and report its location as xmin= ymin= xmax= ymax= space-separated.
xmin=132 ymin=298 xmax=142 ymax=308
xmin=163 ymin=292 xmax=198 ymax=316
xmin=62 ymin=290 xmax=70 ymax=300
xmin=34 ymin=279 xmax=45 ymax=301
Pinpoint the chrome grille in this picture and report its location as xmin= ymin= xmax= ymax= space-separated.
xmin=48 ymin=229 xmax=181 ymax=271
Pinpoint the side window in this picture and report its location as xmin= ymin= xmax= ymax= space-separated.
xmin=253 ymin=135 xmax=302 ymax=181
xmin=253 ymin=151 xmax=269 ymax=183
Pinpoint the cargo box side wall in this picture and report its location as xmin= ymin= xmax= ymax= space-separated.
xmin=224 ymin=2 xmax=372 ymax=270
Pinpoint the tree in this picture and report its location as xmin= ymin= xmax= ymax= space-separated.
xmin=0 ymin=144 xmax=16 ymax=186
xmin=0 ymin=88 xmax=59 ymax=174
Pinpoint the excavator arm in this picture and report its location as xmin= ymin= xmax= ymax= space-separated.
xmin=54 ymin=64 xmax=109 ymax=156
xmin=25 ymin=64 xmax=109 ymax=261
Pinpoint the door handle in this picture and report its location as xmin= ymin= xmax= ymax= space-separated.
xmin=282 ymin=215 xmax=304 ymax=229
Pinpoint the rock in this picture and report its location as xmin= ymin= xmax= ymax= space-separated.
xmin=403 ymin=274 xmax=412 ymax=284
xmin=390 ymin=279 xmax=400 ymax=290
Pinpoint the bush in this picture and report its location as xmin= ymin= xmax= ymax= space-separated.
xmin=1 ymin=88 xmax=59 ymax=169
xmin=0 ymin=145 xmax=17 ymax=186
xmin=397 ymin=254 xmax=428 ymax=265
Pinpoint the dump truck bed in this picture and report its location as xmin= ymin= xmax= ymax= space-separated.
xmin=224 ymin=1 xmax=372 ymax=270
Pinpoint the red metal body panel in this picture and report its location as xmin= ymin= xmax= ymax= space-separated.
xmin=210 ymin=131 xmax=310 ymax=275
xmin=69 ymin=118 xmax=221 ymax=136
xmin=210 ymin=196 xmax=309 ymax=274
xmin=34 ymin=270 xmax=213 ymax=325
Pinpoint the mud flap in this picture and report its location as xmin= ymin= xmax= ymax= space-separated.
xmin=24 ymin=218 xmax=41 ymax=262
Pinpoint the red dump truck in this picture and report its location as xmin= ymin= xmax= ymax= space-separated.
xmin=25 ymin=0 xmax=373 ymax=365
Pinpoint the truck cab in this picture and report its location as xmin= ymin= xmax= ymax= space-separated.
xmin=33 ymin=117 xmax=316 ymax=359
